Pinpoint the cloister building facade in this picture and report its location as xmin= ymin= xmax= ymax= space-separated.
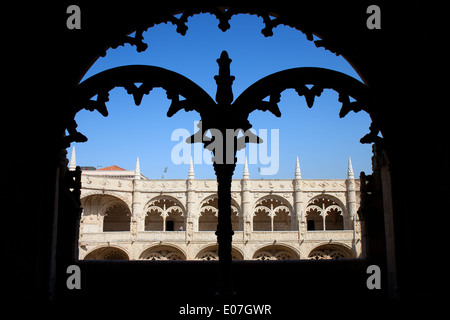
xmin=73 ymin=147 xmax=364 ymax=261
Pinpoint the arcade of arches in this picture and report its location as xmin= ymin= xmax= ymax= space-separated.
xmin=76 ymin=150 xmax=362 ymax=261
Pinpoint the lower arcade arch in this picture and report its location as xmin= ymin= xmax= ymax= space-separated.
xmin=308 ymin=243 xmax=355 ymax=260
xmin=83 ymin=246 xmax=130 ymax=260
xmin=195 ymin=245 xmax=244 ymax=261
xmin=139 ymin=245 xmax=187 ymax=260
xmin=252 ymin=244 xmax=300 ymax=260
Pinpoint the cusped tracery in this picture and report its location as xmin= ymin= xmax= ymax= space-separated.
xmin=199 ymin=196 xmax=240 ymax=231
xmin=145 ymin=197 xmax=184 ymax=231
xmin=253 ymin=197 xmax=292 ymax=231
xmin=308 ymin=244 xmax=353 ymax=260
xmin=305 ymin=197 xmax=344 ymax=231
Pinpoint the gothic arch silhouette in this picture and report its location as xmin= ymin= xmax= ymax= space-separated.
xmin=67 ymin=10 xmax=375 ymax=297
xmin=69 ymin=65 xmax=375 ymax=149
xmin=14 ymin=3 xmax=439 ymax=303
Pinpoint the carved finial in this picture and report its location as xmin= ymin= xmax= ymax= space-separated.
xmin=69 ymin=146 xmax=76 ymax=171
xmin=347 ymin=157 xmax=354 ymax=179
xmin=295 ymin=156 xmax=301 ymax=179
xmin=188 ymin=156 xmax=195 ymax=179
xmin=243 ymin=156 xmax=249 ymax=179
xmin=134 ymin=156 xmax=141 ymax=180
xmin=214 ymin=50 xmax=235 ymax=105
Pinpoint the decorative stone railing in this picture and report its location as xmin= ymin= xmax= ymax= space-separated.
xmin=80 ymin=229 xmax=355 ymax=245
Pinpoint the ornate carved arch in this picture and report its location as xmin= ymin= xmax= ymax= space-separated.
xmin=68 ymin=65 xmax=375 ymax=149
xmin=79 ymin=5 xmax=370 ymax=83
xmin=306 ymin=194 xmax=347 ymax=214
xmin=139 ymin=244 xmax=187 ymax=260
xmin=144 ymin=195 xmax=186 ymax=215
xmin=198 ymin=194 xmax=240 ymax=216
xmin=80 ymin=193 xmax=132 ymax=226
xmin=253 ymin=194 xmax=294 ymax=231
xmin=305 ymin=195 xmax=347 ymax=231
xmin=253 ymin=194 xmax=293 ymax=213
xmin=308 ymin=243 xmax=355 ymax=260
xmin=253 ymin=243 xmax=300 ymax=260
xmin=143 ymin=196 xmax=185 ymax=231
xmin=82 ymin=245 xmax=130 ymax=260
xmin=66 ymin=65 xmax=215 ymax=146
xmin=196 ymin=244 xmax=244 ymax=261
xmin=81 ymin=191 xmax=132 ymax=212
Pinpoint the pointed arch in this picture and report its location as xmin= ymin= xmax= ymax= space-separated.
xmin=81 ymin=190 xmax=132 ymax=209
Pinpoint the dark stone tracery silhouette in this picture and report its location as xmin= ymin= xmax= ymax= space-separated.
xmin=71 ymin=48 xmax=372 ymax=294
xmin=7 ymin=1 xmax=445 ymax=305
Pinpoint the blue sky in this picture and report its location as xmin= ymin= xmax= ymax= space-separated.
xmin=69 ymin=13 xmax=373 ymax=180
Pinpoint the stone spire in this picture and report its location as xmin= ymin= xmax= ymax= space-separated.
xmin=188 ymin=157 xmax=195 ymax=179
xmin=243 ymin=156 xmax=249 ymax=179
xmin=69 ymin=146 xmax=76 ymax=171
xmin=347 ymin=156 xmax=356 ymax=219
xmin=134 ymin=156 xmax=141 ymax=180
xmin=295 ymin=156 xmax=301 ymax=179
xmin=347 ymin=156 xmax=354 ymax=179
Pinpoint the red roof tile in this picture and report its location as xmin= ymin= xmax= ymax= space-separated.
xmin=98 ymin=165 xmax=126 ymax=171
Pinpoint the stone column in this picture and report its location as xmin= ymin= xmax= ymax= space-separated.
xmin=214 ymin=162 xmax=236 ymax=295
xmin=132 ymin=157 xmax=144 ymax=233
xmin=293 ymin=157 xmax=306 ymax=238
xmin=241 ymin=157 xmax=252 ymax=243
xmin=186 ymin=157 xmax=196 ymax=244
xmin=346 ymin=157 xmax=357 ymax=229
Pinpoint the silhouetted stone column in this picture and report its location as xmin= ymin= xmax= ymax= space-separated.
xmin=212 ymin=51 xmax=238 ymax=295
xmin=214 ymin=162 xmax=236 ymax=295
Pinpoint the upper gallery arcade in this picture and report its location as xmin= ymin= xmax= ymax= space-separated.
xmin=70 ymin=147 xmax=363 ymax=261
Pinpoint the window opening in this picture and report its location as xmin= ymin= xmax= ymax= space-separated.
xmin=166 ymin=220 xmax=175 ymax=231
